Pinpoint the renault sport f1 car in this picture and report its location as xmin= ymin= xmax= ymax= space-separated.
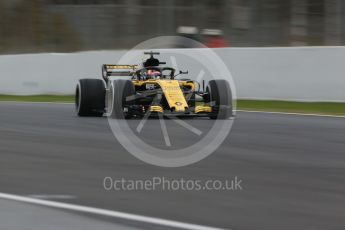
xmin=75 ymin=52 xmax=233 ymax=119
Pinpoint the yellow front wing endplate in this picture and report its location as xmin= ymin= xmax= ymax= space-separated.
xmin=195 ymin=106 xmax=212 ymax=113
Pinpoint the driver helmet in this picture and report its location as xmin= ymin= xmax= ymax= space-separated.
xmin=146 ymin=69 xmax=161 ymax=79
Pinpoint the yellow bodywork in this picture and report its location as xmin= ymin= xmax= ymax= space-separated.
xmin=157 ymin=80 xmax=188 ymax=112
xmin=133 ymin=79 xmax=193 ymax=112
xmin=149 ymin=105 xmax=163 ymax=113
xmin=104 ymin=64 xmax=137 ymax=70
xmin=195 ymin=105 xmax=212 ymax=113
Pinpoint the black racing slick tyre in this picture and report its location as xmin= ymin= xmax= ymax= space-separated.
xmin=76 ymin=79 xmax=105 ymax=117
xmin=206 ymin=79 xmax=233 ymax=119
xmin=109 ymin=79 xmax=135 ymax=119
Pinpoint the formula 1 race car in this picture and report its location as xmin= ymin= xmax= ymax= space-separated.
xmin=75 ymin=52 xmax=233 ymax=119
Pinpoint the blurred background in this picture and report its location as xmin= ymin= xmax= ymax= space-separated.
xmin=0 ymin=0 xmax=344 ymax=54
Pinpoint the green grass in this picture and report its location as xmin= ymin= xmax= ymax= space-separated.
xmin=237 ymin=100 xmax=345 ymax=116
xmin=0 ymin=95 xmax=74 ymax=103
xmin=0 ymin=95 xmax=344 ymax=116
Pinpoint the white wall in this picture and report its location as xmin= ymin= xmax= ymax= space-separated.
xmin=220 ymin=47 xmax=345 ymax=102
xmin=0 ymin=51 xmax=123 ymax=95
xmin=0 ymin=47 xmax=344 ymax=102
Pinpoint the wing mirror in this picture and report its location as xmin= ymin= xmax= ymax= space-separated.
xmin=174 ymin=70 xmax=188 ymax=79
xmin=179 ymin=70 xmax=188 ymax=74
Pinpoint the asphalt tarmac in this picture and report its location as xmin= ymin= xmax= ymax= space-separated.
xmin=0 ymin=102 xmax=344 ymax=230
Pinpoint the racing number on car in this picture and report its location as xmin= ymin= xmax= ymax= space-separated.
xmin=146 ymin=84 xmax=155 ymax=90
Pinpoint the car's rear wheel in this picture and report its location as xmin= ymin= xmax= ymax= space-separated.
xmin=109 ymin=79 xmax=135 ymax=119
xmin=206 ymin=79 xmax=233 ymax=119
xmin=76 ymin=79 xmax=105 ymax=117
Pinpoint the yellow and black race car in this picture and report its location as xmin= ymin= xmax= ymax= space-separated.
xmin=75 ymin=52 xmax=233 ymax=119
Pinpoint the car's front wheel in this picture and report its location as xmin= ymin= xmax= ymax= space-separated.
xmin=206 ymin=79 xmax=233 ymax=119
xmin=109 ymin=79 xmax=136 ymax=119
xmin=75 ymin=79 xmax=105 ymax=117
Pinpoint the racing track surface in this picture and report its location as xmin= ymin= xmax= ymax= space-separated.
xmin=0 ymin=102 xmax=344 ymax=230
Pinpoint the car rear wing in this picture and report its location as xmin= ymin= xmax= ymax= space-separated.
xmin=102 ymin=64 xmax=137 ymax=78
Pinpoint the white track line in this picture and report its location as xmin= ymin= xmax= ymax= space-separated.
xmin=0 ymin=192 xmax=225 ymax=230
xmin=27 ymin=194 xmax=76 ymax=200
xmin=1 ymin=101 xmax=344 ymax=118
xmin=237 ymin=110 xmax=345 ymax=118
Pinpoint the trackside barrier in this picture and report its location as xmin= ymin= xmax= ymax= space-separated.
xmin=0 ymin=47 xmax=344 ymax=102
